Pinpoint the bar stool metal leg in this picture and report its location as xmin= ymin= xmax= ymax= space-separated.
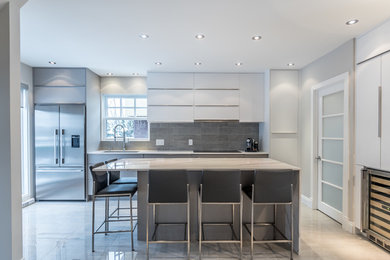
xmin=130 ymin=194 xmax=134 ymax=251
xmin=105 ymin=198 xmax=109 ymax=235
xmin=92 ymin=196 xmax=96 ymax=252
xmin=187 ymin=184 xmax=190 ymax=257
xmin=199 ymin=184 xmax=202 ymax=258
xmin=250 ymin=184 xmax=254 ymax=258
xmin=240 ymin=191 xmax=243 ymax=257
xmin=146 ymin=184 xmax=150 ymax=258
xmin=290 ymin=184 xmax=294 ymax=260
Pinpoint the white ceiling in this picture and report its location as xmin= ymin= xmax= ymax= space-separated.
xmin=20 ymin=0 xmax=390 ymax=76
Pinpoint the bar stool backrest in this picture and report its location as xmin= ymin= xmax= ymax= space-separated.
xmin=148 ymin=170 xmax=188 ymax=203
xmin=89 ymin=162 xmax=107 ymax=195
xmin=105 ymin=158 xmax=120 ymax=184
xmin=253 ymin=169 xmax=294 ymax=203
xmin=202 ymin=170 xmax=241 ymax=203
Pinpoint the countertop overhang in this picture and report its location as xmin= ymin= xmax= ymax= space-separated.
xmin=88 ymin=150 xmax=268 ymax=155
xmin=94 ymin=157 xmax=299 ymax=171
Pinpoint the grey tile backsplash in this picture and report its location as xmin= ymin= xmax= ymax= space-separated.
xmin=100 ymin=122 xmax=261 ymax=151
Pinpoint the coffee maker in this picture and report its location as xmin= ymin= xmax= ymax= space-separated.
xmin=246 ymin=138 xmax=259 ymax=152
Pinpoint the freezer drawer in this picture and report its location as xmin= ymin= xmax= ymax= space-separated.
xmin=36 ymin=168 xmax=85 ymax=200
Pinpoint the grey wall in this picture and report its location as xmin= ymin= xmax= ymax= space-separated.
xmin=101 ymin=76 xmax=147 ymax=95
xmin=100 ymin=122 xmax=260 ymax=151
xmin=299 ymin=39 xmax=355 ymax=214
xmin=0 ymin=2 xmax=23 ymax=259
xmin=86 ymin=69 xmax=101 ymax=152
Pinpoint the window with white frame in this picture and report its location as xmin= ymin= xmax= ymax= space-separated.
xmin=102 ymin=95 xmax=149 ymax=140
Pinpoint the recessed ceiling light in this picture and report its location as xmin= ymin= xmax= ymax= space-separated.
xmin=106 ymin=72 xmax=113 ymax=76
xmin=48 ymin=61 xmax=56 ymax=65
xmin=252 ymin=35 xmax=262 ymax=41
xmin=139 ymin=34 xmax=149 ymax=39
xmin=346 ymin=19 xmax=359 ymax=25
xmin=155 ymin=62 xmax=162 ymax=65
xmin=235 ymin=62 xmax=243 ymax=66
xmin=287 ymin=63 xmax=295 ymax=67
xmin=194 ymin=62 xmax=202 ymax=66
xmin=132 ymin=73 xmax=139 ymax=76
xmin=195 ymin=34 xmax=205 ymax=39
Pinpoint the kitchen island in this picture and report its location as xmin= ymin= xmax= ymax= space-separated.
xmin=95 ymin=157 xmax=300 ymax=253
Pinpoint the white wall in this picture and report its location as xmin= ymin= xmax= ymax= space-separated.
xmin=86 ymin=69 xmax=101 ymax=152
xmin=268 ymin=70 xmax=299 ymax=166
xmin=101 ymin=76 xmax=147 ymax=95
xmin=0 ymin=2 xmax=23 ymax=259
xmin=299 ymin=40 xmax=355 ymax=220
xmin=21 ymin=62 xmax=34 ymax=199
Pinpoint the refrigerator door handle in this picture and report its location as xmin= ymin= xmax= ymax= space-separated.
xmin=54 ymin=129 xmax=59 ymax=165
xmin=61 ymin=129 xmax=65 ymax=164
xmin=378 ymin=86 xmax=382 ymax=138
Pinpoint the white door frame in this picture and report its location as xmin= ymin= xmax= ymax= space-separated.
xmin=310 ymin=72 xmax=351 ymax=230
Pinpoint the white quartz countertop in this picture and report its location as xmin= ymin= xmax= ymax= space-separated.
xmin=93 ymin=157 xmax=299 ymax=171
xmin=88 ymin=150 xmax=268 ymax=155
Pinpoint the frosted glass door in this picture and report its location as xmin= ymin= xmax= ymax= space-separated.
xmin=318 ymin=88 xmax=344 ymax=223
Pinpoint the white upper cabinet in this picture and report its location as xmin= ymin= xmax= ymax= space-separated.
xmin=194 ymin=90 xmax=239 ymax=106
xmin=381 ymin=52 xmax=390 ymax=171
xmin=147 ymin=72 xmax=193 ymax=89
xmin=194 ymin=73 xmax=239 ymax=89
xmin=239 ymin=74 xmax=264 ymax=122
xmin=355 ymin=56 xmax=382 ymax=168
xmin=147 ymin=72 xmax=264 ymax=122
xmin=148 ymin=90 xmax=193 ymax=106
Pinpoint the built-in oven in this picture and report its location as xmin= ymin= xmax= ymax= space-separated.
xmin=362 ymin=167 xmax=390 ymax=252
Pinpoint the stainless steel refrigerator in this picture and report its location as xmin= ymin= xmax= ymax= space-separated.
xmin=35 ymin=104 xmax=85 ymax=200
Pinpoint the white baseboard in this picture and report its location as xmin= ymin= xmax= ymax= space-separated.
xmin=342 ymin=216 xmax=355 ymax=234
xmin=301 ymin=194 xmax=313 ymax=208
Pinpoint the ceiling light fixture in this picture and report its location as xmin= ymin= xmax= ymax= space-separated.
xmin=48 ymin=61 xmax=56 ymax=65
xmin=106 ymin=72 xmax=113 ymax=76
xmin=132 ymin=73 xmax=139 ymax=76
xmin=287 ymin=63 xmax=295 ymax=67
xmin=195 ymin=34 xmax=205 ymax=39
xmin=155 ymin=62 xmax=162 ymax=65
xmin=252 ymin=35 xmax=262 ymax=40
xmin=139 ymin=34 xmax=149 ymax=39
xmin=235 ymin=62 xmax=243 ymax=66
xmin=346 ymin=19 xmax=359 ymax=25
xmin=194 ymin=62 xmax=202 ymax=66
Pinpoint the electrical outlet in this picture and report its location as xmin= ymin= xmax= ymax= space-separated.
xmin=156 ymin=139 xmax=164 ymax=146
xmin=188 ymin=139 xmax=193 ymax=146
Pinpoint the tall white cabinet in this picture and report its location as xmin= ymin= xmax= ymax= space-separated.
xmin=356 ymin=52 xmax=390 ymax=171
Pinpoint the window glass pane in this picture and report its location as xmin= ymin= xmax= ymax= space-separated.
xmin=322 ymin=161 xmax=343 ymax=188
xmin=107 ymin=108 xmax=120 ymax=117
xmin=122 ymin=98 xmax=135 ymax=107
xmin=122 ymin=108 xmax=135 ymax=117
xmin=322 ymin=139 xmax=343 ymax=163
xmin=136 ymin=108 xmax=147 ymax=117
xmin=323 ymin=116 xmax=343 ymax=138
xmin=322 ymin=183 xmax=342 ymax=211
xmin=134 ymin=120 xmax=149 ymax=138
xmin=323 ymin=91 xmax=343 ymax=116
xmin=136 ymin=98 xmax=147 ymax=107
xmin=107 ymin=98 xmax=121 ymax=107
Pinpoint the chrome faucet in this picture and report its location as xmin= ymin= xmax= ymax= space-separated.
xmin=113 ymin=124 xmax=126 ymax=151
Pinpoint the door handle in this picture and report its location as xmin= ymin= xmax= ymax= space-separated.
xmin=378 ymin=86 xmax=382 ymax=138
xmin=54 ymin=129 xmax=59 ymax=164
xmin=315 ymin=156 xmax=322 ymax=160
xmin=61 ymin=129 xmax=65 ymax=164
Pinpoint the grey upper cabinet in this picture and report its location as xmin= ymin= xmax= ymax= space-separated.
xmin=34 ymin=68 xmax=86 ymax=87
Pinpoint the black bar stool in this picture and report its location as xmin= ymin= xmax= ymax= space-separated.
xmin=198 ymin=170 xmax=243 ymax=258
xmin=90 ymin=162 xmax=137 ymax=252
xmin=244 ymin=169 xmax=294 ymax=259
xmin=105 ymin=159 xmax=138 ymax=221
xmin=146 ymin=170 xmax=190 ymax=258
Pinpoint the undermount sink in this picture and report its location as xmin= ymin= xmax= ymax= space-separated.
xmin=103 ymin=150 xmax=139 ymax=153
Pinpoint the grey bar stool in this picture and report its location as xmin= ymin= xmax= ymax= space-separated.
xmin=198 ymin=170 xmax=243 ymax=258
xmin=244 ymin=169 xmax=294 ymax=259
xmin=90 ymin=162 xmax=137 ymax=252
xmin=105 ymin=159 xmax=138 ymax=221
xmin=146 ymin=170 xmax=190 ymax=258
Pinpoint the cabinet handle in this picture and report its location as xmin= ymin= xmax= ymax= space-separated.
xmin=378 ymin=86 xmax=382 ymax=138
